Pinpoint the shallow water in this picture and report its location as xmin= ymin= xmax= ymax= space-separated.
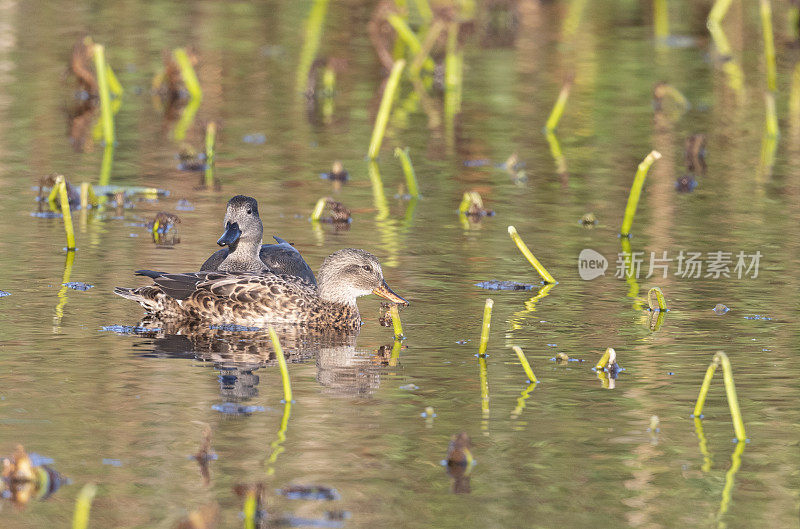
xmin=1 ymin=1 xmax=799 ymax=527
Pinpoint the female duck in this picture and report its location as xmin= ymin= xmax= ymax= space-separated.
xmin=115 ymin=248 xmax=407 ymax=331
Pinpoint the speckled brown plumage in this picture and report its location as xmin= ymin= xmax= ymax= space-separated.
xmin=115 ymin=248 xmax=407 ymax=331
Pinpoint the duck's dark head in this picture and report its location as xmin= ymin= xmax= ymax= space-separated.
xmin=317 ymin=248 xmax=408 ymax=307
xmin=217 ymin=195 xmax=263 ymax=248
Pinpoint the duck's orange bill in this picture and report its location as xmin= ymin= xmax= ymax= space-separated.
xmin=373 ymin=280 xmax=408 ymax=306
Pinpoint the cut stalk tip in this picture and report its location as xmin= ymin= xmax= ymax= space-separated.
xmin=620 ymin=151 xmax=662 ymax=237
xmin=511 ymin=346 xmax=538 ymax=383
xmin=507 ymin=226 xmax=557 ymax=284
xmin=477 ymin=298 xmax=493 ymax=357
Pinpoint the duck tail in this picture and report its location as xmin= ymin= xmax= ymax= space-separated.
xmin=134 ymin=269 xmax=166 ymax=279
xmin=114 ymin=285 xmax=174 ymax=315
xmin=113 ymin=286 xmax=139 ymax=300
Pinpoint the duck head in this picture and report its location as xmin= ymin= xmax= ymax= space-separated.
xmin=317 ymin=248 xmax=408 ymax=307
xmin=217 ymin=195 xmax=263 ymax=249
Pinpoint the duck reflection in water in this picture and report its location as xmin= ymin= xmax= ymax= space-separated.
xmin=0 ymin=445 xmax=68 ymax=507
xmin=446 ymin=432 xmax=474 ymax=494
xmin=126 ymin=319 xmax=393 ymax=405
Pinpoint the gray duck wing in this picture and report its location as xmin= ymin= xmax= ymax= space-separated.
xmin=200 ymin=248 xmax=230 ymax=271
xmin=260 ymin=237 xmax=317 ymax=285
xmin=153 ymin=271 xmax=232 ymax=300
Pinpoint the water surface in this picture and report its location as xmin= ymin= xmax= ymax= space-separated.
xmin=0 ymin=1 xmax=798 ymax=527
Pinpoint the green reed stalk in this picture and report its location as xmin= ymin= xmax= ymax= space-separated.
xmin=173 ymin=48 xmax=202 ymax=100
xmin=477 ymin=298 xmax=493 ymax=357
xmin=693 ymin=416 xmax=713 ymax=472
xmin=93 ymin=45 xmax=114 ymax=146
xmin=694 ymin=359 xmax=720 ymax=415
xmin=414 ymin=0 xmax=433 ymax=24
xmin=390 ymin=304 xmax=404 ymax=339
xmin=54 ymin=250 xmax=76 ymax=327
xmin=790 ymin=62 xmax=800 ymax=124
xmin=456 ymin=43 xmax=469 ymax=102
xmin=545 ymin=81 xmax=572 ymax=132
xmin=656 ymin=84 xmax=689 ymax=111
xmin=707 ymin=0 xmax=733 ymax=56
xmin=265 ymin=400 xmax=292 ymax=474
xmin=507 ymin=226 xmax=557 ymax=283
xmin=478 ymin=353 xmax=489 ymax=430
xmin=388 ymin=339 xmax=402 ymax=367
xmin=544 ymin=131 xmax=568 ymax=177
xmin=321 ymin=66 xmax=335 ymax=122
xmin=759 ymin=0 xmax=777 ymax=93
xmin=311 ymin=197 xmax=327 ymax=221
xmin=172 ymin=95 xmax=201 ymax=142
xmin=105 ymin=64 xmax=123 ymax=96
xmin=322 ymin=66 xmax=336 ymax=95
xmin=460 ymin=0 xmax=477 ymax=20
xmin=789 ymin=4 xmax=800 ymax=42
xmin=47 ymin=183 xmax=59 ymax=210
xmin=269 ymin=326 xmax=293 ymax=403
xmin=386 ymin=14 xmax=435 ymax=74
xmin=204 ymin=121 xmax=216 ymax=187
xmin=55 ymin=176 xmax=76 ymax=250
xmin=443 ymin=24 xmax=460 ymax=151
xmin=620 ymin=150 xmax=662 ymax=237
xmin=71 ymin=483 xmax=97 ymax=529
xmin=765 ymin=92 xmax=779 ymax=138
xmin=392 ymin=6 xmax=407 ymax=61
xmin=562 ymin=0 xmax=588 ymax=40
xmin=693 ymin=352 xmax=747 ymax=442
xmin=243 ymin=490 xmax=257 ymax=529
xmin=595 ymin=347 xmax=615 ymax=370
xmin=444 ymin=23 xmax=461 ymax=117
xmin=98 ymin=143 xmax=114 ymax=186
xmin=707 ymin=0 xmax=732 ymax=24
xmin=410 ymin=20 xmax=444 ymax=79
xmin=511 ymin=346 xmax=537 ymax=383
xmin=394 ymin=147 xmax=420 ymax=197
xmin=296 ymin=0 xmax=330 ymax=93
xmin=653 ymin=0 xmax=669 ymax=40
xmin=717 ymin=440 xmax=746 ymax=523
xmin=367 ymin=162 xmax=389 ymax=219
xmin=368 ymin=60 xmax=406 ymax=159
xmin=386 ymin=14 xmax=418 ymax=53
xmin=647 ymin=287 xmax=667 ymax=311
xmin=458 ymin=191 xmax=482 ymax=214
xmin=79 ymin=183 xmax=89 ymax=210
xmin=457 ymin=191 xmax=473 ymax=214
xmin=510 ymin=383 xmax=535 ymax=419
xmin=707 ymin=21 xmax=732 ymax=59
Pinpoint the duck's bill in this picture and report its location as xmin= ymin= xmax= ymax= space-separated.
xmin=373 ymin=280 xmax=408 ymax=305
xmin=217 ymin=222 xmax=241 ymax=247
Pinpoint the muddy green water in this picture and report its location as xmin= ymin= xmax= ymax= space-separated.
xmin=0 ymin=1 xmax=799 ymax=527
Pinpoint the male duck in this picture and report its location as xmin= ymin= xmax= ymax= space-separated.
xmin=137 ymin=195 xmax=316 ymax=284
xmin=201 ymin=195 xmax=316 ymax=284
xmin=115 ymin=248 xmax=407 ymax=331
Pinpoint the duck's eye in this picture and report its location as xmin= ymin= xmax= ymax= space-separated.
xmin=246 ymin=208 xmax=252 ymax=215
xmin=362 ymin=265 xmax=372 ymax=272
